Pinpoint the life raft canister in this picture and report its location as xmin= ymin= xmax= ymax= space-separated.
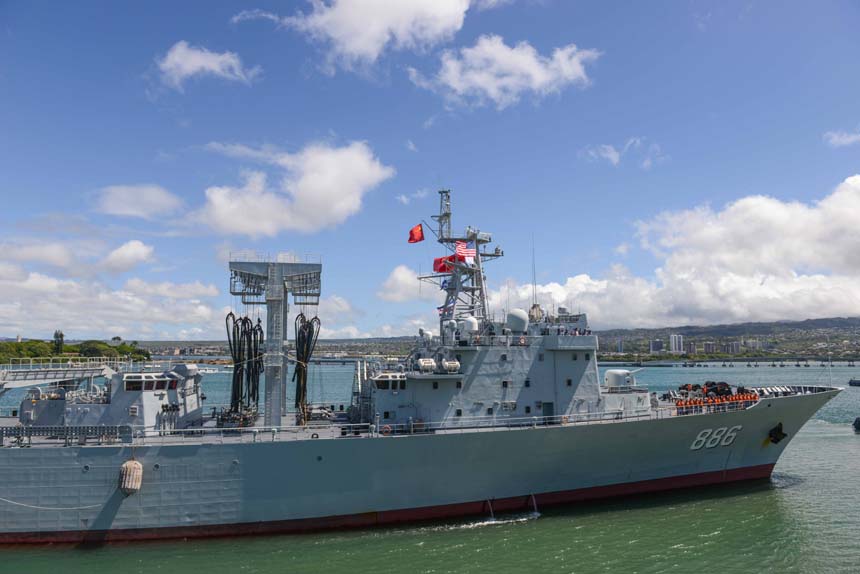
xmin=119 ymin=459 xmax=143 ymax=496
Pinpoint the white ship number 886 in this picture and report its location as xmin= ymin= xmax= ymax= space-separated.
xmin=689 ymin=425 xmax=742 ymax=450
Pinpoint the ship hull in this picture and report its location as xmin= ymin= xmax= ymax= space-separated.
xmin=0 ymin=389 xmax=837 ymax=543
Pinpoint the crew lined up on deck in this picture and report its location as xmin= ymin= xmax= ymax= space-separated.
xmin=675 ymin=393 xmax=758 ymax=415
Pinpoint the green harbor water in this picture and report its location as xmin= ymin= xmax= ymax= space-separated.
xmin=4 ymin=364 xmax=860 ymax=573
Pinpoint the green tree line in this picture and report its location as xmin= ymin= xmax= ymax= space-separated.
xmin=0 ymin=339 xmax=150 ymax=363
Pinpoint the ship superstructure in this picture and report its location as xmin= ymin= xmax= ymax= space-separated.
xmin=0 ymin=191 xmax=841 ymax=543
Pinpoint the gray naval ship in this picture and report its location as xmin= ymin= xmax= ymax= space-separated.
xmin=0 ymin=191 xmax=840 ymax=543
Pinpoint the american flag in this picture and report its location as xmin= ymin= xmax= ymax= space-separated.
xmin=455 ymin=241 xmax=476 ymax=258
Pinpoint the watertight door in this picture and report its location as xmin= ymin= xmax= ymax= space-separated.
xmin=542 ymin=401 xmax=555 ymax=421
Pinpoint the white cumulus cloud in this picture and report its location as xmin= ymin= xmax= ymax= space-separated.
xmin=157 ymin=41 xmax=260 ymax=91
xmin=378 ymin=265 xmax=438 ymax=302
xmin=489 ymin=175 xmax=860 ymax=329
xmin=1 ymin=241 xmax=77 ymax=269
xmin=409 ymin=34 xmax=600 ymax=109
xmin=0 ymin=271 xmax=219 ymax=340
xmin=232 ymin=1 xmax=514 ymax=70
xmin=236 ymin=1 xmax=467 ymax=68
xmin=101 ymin=240 xmax=155 ymax=273
xmin=96 ymin=184 xmax=183 ymax=219
xmin=201 ymin=141 xmax=395 ymax=237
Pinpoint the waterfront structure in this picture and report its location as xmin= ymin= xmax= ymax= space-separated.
xmin=669 ymin=334 xmax=684 ymax=354
xmin=0 ymin=191 xmax=840 ymax=543
xmin=649 ymin=339 xmax=664 ymax=354
xmin=685 ymin=341 xmax=698 ymax=355
xmin=703 ymin=341 xmax=718 ymax=353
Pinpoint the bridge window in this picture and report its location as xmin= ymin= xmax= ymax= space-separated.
xmin=487 ymin=407 xmax=493 ymax=415
xmin=376 ymin=380 xmax=390 ymax=390
xmin=572 ymin=353 xmax=578 ymax=361
xmin=168 ymin=380 xmax=178 ymax=390
xmin=125 ymin=379 xmax=143 ymax=391
xmin=525 ymin=379 xmax=531 ymax=387
xmin=155 ymin=380 xmax=167 ymax=391
xmin=383 ymin=411 xmax=391 ymax=419
xmin=399 ymin=380 xmax=406 ymax=390
xmin=501 ymin=354 xmax=507 ymax=362
xmin=144 ymin=380 xmax=156 ymax=391
xmin=525 ymin=406 xmax=532 ymax=414
xmin=455 ymin=409 xmax=462 ymax=417
xmin=585 ymin=353 xmax=590 ymax=361
xmin=456 ymin=381 xmax=462 ymax=389
xmin=502 ymin=380 xmax=509 ymax=388
xmin=566 ymin=379 xmax=572 ymax=387
xmin=433 ymin=381 xmax=439 ymax=389
xmin=538 ymin=353 xmax=544 ymax=362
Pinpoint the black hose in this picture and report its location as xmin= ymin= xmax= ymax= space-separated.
xmin=225 ymin=312 xmax=264 ymax=416
xmin=292 ymin=313 xmax=320 ymax=424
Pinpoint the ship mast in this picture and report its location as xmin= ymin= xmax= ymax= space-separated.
xmin=420 ymin=190 xmax=503 ymax=342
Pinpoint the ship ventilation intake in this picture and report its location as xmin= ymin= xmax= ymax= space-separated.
xmin=119 ymin=460 xmax=143 ymax=495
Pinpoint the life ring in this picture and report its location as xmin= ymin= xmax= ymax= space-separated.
xmin=381 ymin=425 xmax=392 ymax=436
xmin=311 ymin=433 xmax=319 ymax=439
xmin=519 ymin=336 xmax=526 ymax=345
xmin=561 ymin=415 xmax=569 ymax=424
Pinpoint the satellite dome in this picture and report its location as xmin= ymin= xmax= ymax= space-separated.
xmin=506 ymin=309 xmax=529 ymax=333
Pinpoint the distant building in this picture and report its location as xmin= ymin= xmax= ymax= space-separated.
xmin=744 ymin=338 xmax=763 ymax=350
xmin=721 ymin=341 xmax=742 ymax=355
xmin=616 ymin=337 xmax=624 ymax=353
xmin=685 ymin=341 xmax=698 ymax=355
xmin=649 ymin=339 xmax=664 ymax=354
xmin=669 ymin=334 xmax=684 ymax=354
xmin=16 ymin=334 xmax=22 ymax=343
xmin=703 ymin=341 xmax=717 ymax=353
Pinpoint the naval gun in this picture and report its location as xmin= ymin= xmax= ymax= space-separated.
xmin=228 ymin=254 xmax=322 ymax=426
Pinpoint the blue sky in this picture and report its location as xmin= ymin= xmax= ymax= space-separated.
xmin=2 ymin=1 xmax=860 ymax=340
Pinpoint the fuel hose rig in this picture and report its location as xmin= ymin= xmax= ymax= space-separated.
xmin=219 ymin=312 xmax=265 ymax=428
xmin=292 ymin=312 xmax=320 ymax=426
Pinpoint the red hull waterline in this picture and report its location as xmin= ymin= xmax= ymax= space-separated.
xmin=1 ymin=463 xmax=775 ymax=544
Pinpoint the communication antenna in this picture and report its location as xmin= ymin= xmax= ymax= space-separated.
xmin=531 ymin=233 xmax=537 ymax=307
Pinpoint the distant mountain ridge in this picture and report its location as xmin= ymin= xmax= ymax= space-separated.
xmin=10 ymin=317 xmax=860 ymax=346
xmin=595 ymin=316 xmax=860 ymax=339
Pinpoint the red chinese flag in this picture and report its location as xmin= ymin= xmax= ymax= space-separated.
xmin=408 ymin=223 xmax=425 ymax=243
xmin=433 ymin=254 xmax=465 ymax=273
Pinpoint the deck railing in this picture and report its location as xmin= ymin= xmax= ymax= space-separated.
xmin=0 ymin=356 xmax=133 ymax=371
xmin=0 ymin=384 xmax=836 ymax=448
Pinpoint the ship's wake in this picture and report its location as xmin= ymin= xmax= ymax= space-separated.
xmin=438 ymin=511 xmax=542 ymax=531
